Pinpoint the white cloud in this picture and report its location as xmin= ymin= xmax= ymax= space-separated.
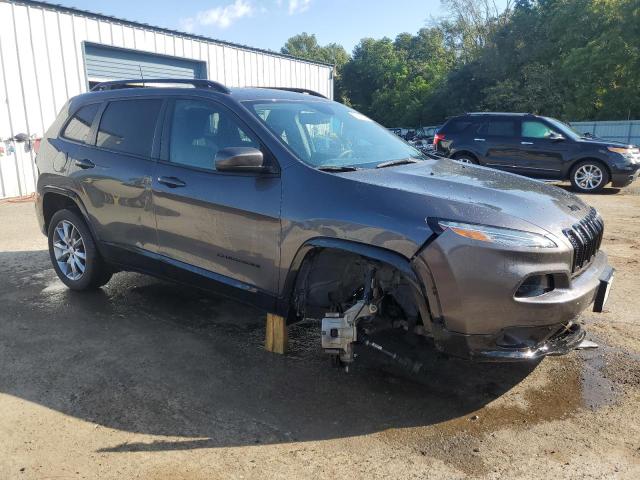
xmin=180 ymin=0 xmax=312 ymax=32
xmin=287 ymin=0 xmax=312 ymax=15
xmin=181 ymin=0 xmax=254 ymax=31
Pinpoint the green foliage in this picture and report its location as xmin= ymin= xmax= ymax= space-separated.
xmin=281 ymin=32 xmax=350 ymax=101
xmin=282 ymin=0 xmax=640 ymax=125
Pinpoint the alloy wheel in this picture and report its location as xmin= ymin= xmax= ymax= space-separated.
xmin=456 ymin=157 xmax=474 ymax=164
xmin=574 ymin=164 xmax=604 ymax=191
xmin=52 ymin=220 xmax=86 ymax=281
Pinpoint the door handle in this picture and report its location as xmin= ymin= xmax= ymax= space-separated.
xmin=74 ymin=158 xmax=95 ymax=169
xmin=521 ymin=141 xmax=534 ymax=145
xmin=474 ymin=138 xmax=486 ymax=142
xmin=157 ymin=176 xmax=186 ymax=188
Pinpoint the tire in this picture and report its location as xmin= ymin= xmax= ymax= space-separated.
xmin=570 ymin=160 xmax=610 ymax=193
xmin=47 ymin=209 xmax=112 ymax=290
xmin=453 ymin=153 xmax=478 ymax=165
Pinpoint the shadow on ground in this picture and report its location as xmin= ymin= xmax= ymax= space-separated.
xmin=0 ymin=249 xmax=538 ymax=453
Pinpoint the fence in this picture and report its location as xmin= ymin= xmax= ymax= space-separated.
xmin=569 ymin=121 xmax=640 ymax=146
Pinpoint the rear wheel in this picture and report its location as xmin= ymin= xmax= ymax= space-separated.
xmin=48 ymin=209 xmax=112 ymax=290
xmin=453 ymin=153 xmax=478 ymax=165
xmin=570 ymin=160 xmax=609 ymax=193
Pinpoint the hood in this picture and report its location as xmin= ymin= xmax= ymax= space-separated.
xmin=342 ymin=159 xmax=593 ymax=237
xmin=574 ymin=137 xmax=633 ymax=148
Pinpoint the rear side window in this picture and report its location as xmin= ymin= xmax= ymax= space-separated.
xmin=97 ymin=99 xmax=163 ymax=157
xmin=442 ymin=117 xmax=475 ymax=134
xmin=62 ymin=104 xmax=100 ymax=144
xmin=478 ymin=119 xmax=517 ymax=137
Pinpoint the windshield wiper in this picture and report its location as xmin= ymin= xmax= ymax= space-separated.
xmin=317 ymin=165 xmax=359 ymax=172
xmin=376 ymin=158 xmax=420 ymax=169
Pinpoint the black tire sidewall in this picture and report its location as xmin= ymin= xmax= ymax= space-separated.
xmin=570 ymin=161 xmax=609 ymax=193
xmin=47 ymin=209 xmax=102 ymax=290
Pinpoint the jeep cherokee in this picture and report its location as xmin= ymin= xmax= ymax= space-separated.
xmin=35 ymin=79 xmax=614 ymax=365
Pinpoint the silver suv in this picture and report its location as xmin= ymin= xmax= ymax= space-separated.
xmin=35 ymin=79 xmax=614 ymax=365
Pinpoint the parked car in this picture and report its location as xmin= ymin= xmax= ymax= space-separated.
xmin=434 ymin=112 xmax=640 ymax=193
xmin=35 ymin=80 xmax=613 ymax=367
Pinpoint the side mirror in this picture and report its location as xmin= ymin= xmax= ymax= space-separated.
xmin=549 ymin=132 xmax=565 ymax=142
xmin=215 ymin=147 xmax=275 ymax=173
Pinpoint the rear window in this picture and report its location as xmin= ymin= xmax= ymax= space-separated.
xmin=62 ymin=103 xmax=100 ymax=144
xmin=96 ymin=99 xmax=163 ymax=157
xmin=478 ymin=119 xmax=517 ymax=137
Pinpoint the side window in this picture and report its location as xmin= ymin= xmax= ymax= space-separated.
xmin=169 ymin=99 xmax=259 ymax=171
xmin=443 ymin=118 xmax=474 ymax=134
xmin=96 ymin=99 xmax=163 ymax=157
xmin=62 ymin=104 xmax=100 ymax=144
xmin=522 ymin=121 xmax=556 ymax=139
xmin=478 ymin=119 xmax=517 ymax=137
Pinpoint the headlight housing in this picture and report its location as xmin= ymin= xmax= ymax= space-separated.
xmin=430 ymin=219 xmax=558 ymax=248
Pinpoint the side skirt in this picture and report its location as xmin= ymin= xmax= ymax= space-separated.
xmin=100 ymin=242 xmax=279 ymax=313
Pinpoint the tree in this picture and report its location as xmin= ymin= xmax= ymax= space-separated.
xmin=281 ymin=33 xmax=350 ymax=101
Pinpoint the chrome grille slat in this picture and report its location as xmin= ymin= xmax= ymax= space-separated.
xmin=563 ymin=207 xmax=604 ymax=274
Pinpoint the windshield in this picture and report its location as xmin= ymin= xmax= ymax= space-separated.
xmin=543 ymin=117 xmax=583 ymax=140
xmin=244 ymin=100 xmax=424 ymax=169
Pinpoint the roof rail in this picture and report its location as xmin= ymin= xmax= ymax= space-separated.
xmin=91 ymin=78 xmax=230 ymax=94
xmin=255 ymin=87 xmax=327 ymax=99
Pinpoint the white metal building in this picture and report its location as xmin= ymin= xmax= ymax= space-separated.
xmin=0 ymin=0 xmax=334 ymax=199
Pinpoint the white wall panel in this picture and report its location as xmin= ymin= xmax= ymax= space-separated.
xmin=98 ymin=20 xmax=112 ymax=44
xmin=111 ymin=24 xmax=124 ymax=48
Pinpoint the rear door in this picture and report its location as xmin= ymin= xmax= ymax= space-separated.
xmin=152 ymin=97 xmax=282 ymax=295
xmin=69 ymin=97 xmax=164 ymax=253
xmin=475 ymin=117 xmax=523 ymax=172
xmin=516 ymin=119 xmax=566 ymax=179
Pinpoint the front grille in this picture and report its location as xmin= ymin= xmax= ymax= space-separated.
xmin=563 ymin=208 xmax=604 ymax=274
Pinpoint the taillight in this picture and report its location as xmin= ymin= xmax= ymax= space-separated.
xmin=433 ymin=132 xmax=445 ymax=146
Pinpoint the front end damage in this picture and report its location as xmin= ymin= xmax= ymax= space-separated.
xmin=292 ymin=220 xmax=612 ymax=369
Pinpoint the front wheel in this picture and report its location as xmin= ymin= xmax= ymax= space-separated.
xmin=48 ymin=209 xmax=112 ymax=290
xmin=570 ymin=161 xmax=609 ymax=193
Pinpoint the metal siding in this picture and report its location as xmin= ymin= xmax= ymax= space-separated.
xmin=84 ymin=44 xmax=205 ymax=81
xmin=0 ymin=1 xmax=333 ymax=199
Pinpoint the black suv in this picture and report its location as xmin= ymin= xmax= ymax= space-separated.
xmin=35 ymin=80 xmax=613 ymax=365
xmin=434 ymin=112 xmax=640 ymax=193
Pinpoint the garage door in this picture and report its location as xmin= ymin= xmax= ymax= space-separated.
xmin=84 ymin=43 xmax=207 ymax=85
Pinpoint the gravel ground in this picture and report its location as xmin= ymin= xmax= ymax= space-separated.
xmin=0 ymin=184 xmax=639 ymax=479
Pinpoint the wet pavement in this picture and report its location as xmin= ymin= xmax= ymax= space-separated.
xmin=1 ymin=196 xmax=639 ymax=479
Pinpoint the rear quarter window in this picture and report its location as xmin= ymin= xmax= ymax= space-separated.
xmin=61 ymin=103 xmax=100 ymax=144
xmin=478 ymin=119 xmax=517 ymax=137
xmin=441 ymin=117 xmax=477 ymax=134
xmin=96 ymin=99 xmax=163 ymax=157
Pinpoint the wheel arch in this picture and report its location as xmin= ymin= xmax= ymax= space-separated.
xmin=277 ymin=237 xmax=431 ymax=326
xmin=41 ymin=187 xmax=100 ymax=247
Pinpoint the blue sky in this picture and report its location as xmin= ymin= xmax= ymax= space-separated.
xmin=53 ymin=0 xmax=462 ymax=54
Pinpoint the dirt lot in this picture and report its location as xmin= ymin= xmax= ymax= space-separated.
xmin=1 ymin=184 xmax=639 ymax=479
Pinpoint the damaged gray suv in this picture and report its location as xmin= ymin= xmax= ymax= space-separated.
xmin=36 ymin=79 xmax=614 ymax=366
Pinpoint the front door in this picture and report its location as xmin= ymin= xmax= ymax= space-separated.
xmin=152 ymin=97 xmax=281 ymax=295
xmin=517 ymin=119 xmax=566 ymax=179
